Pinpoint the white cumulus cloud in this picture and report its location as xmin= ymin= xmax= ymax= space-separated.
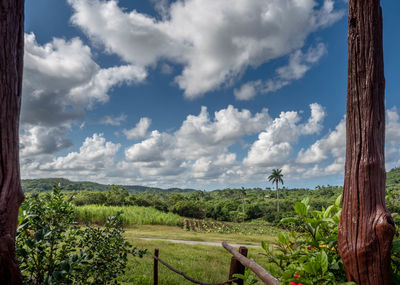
xmin=101 ymin=114 xmax=127 ymax=126
xmin=234 ymin=43 xmax=327 ymax=100
xmin=123 ymin=117 xmax=152 ymax=140
xmin=41 ymin=134 xmax=120 ymax=172
xmin=68 ymin=0 xmax=343 ymax=98
xmin=244 ymin=103 xmax=326 ymax=166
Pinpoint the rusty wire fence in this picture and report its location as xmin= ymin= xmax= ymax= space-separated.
xmin=152 ymin=246 xmax=248 ymax=285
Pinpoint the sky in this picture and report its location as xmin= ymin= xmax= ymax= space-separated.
xmin=21 ymin=0 xmax=400 ymax=190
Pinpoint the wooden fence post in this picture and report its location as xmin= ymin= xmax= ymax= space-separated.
xmin=228 ymin=246 xmax=248 ymax=285
xmin=154 ymin=248 xmax=159 ymax=285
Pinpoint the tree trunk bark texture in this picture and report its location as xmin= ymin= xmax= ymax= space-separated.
xmin=276 ymin=182 xmax=279 ymax=212
xmin=338 ymin=0 xmax=395 ymax=284
xmin=0 ymin=0 xmax=25 ymax=284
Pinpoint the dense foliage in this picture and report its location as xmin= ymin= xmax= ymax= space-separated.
xmin=262 ymin=196 xmax=350 ymax=285
xmin=16 ymin=186 xmax=145 ymax=284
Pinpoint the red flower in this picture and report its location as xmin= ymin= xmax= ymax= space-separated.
xmin=294 ymin=274 xmax=300 ymax=278
xmin=307 ymin=245 xmax=311 ymax=250
xmin=290 ymin=282 xmax=296 ymax=285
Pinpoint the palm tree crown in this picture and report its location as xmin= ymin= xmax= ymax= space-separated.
xmin=268 ymin=169 xmax=283 ymax=186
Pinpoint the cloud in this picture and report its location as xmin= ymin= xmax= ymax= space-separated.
xmin=386 ymin=107 xmax=400 ymax=143
xmin=386 ymin=107 xmax=400 ymax=169
xmin=20 ymin=126 xmax=73 ymax=157
xmin=68 ymin=65 xmax=146 ymax=106
xmin=160 ymin=63 xmax=174 ymax=75
xmin=173 ymin=105 xmax=271 ymax=160
xmin=244 ymin=103 xmax=326 ymax=166
xmin=123 ymin=117 xmax=152 ymax=139
xmin=296 ymin=117 xmax=345 ymax=165
xmin=40 ymin=134 xmax=120 ymax=172
xmin=125 ymin=130 xmax=171 ymax=162
xmin=68 ymin=0 xmax=343 ymax=98
xmin=21 ymin=33 xmax=146 ymax=158
xmin=119 ymin=105 xmax=271 ymax=183
xmin=101 ymin=114 xmax=127 ymax=126
xmin=118 ymin=104 xmax=329 ymax=186
xmin=234 ymin=43 xmax=327 ymax=100
xmin=233 ymin=81 xmax=261 ymax=101
xmin=21 ymin=104 xmax=400 ymax=189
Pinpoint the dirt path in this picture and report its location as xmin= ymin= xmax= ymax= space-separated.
xmin=139 ymin=237 xmax=261 ymax=248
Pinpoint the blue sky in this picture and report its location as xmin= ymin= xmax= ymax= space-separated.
xmin=21 ymin=0 xmax=400 ymax=190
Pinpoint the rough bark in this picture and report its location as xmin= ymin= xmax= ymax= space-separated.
xmin=338 ymin=0 xmax=395 ymax=284
xmin=276 ymin=182 xmax=279 ymax=212
xmin=0 ymin=0 xmax=25 ymax=284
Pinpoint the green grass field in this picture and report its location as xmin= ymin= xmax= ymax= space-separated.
xmin=120 ymin=225 xmax=271 ymax=285
xmin=74 ymin=205 xmax=181 ymax=226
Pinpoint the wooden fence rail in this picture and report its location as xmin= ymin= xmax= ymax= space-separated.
xmin=222 ymin=241 xmax=280 ymax=285
xmin=152 ymin=247 xmax=246 ymax=285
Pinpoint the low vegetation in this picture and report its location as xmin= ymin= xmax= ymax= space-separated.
xmin=74 ymin=205 xmax=181 ymax=226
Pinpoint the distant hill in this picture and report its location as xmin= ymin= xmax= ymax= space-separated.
xmin=21 ymin=178 xmax=197 ymax=193
xmin=21 ymin=168 xmax=400 ymax=194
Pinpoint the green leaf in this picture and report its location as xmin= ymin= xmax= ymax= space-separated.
xmin=392 ymin=239 xmax=400 ymax=254
xmin=335 ymin=194 xmax=342 ymax=207
xmin=232 ymin=273 xmax=245 ymax=279
xmin=278 ymin=217 xmax=299 ymax=226
xmin=261 ymin=240 xmax=268 ymax=251
xmin=301 ymin=197 xmax=310 ymax=206
xmin=323 ymin=205 xmax=334 ymax=218
xmin=277 ymin=233 xmax=290 ymax=245
xmin=317 ymin=251 xmax=329 ymax=274
xmin=304 ymin=261 xmax=318 ymax=275
xmin=294 ymin=202 xmax=307 ymax=217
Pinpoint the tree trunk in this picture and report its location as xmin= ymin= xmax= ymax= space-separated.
xmin=276 ymin=182 xmax=279 ymax=212
xmin=338 ymin=0 xmax=395 ymax=284
xmin=0 ymin=0 xmax=25 ymax=284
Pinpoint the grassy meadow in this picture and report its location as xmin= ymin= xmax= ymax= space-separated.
xmin=120 ymin=226 xmax=270 ymax=285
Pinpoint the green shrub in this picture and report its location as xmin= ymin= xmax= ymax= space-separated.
xmin=71 ymin=191 xmax=106 ymax=206
xmin=16 ymin=185 xmax=145 ymax=285
xmin=259 ymin=196 xmax=349 ymax=285
xmin=104 ymin=185 xmax=129 ymax=206
xmin=171 ymin=200 xmax=206 ymax=219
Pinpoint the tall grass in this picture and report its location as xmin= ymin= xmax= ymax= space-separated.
xmin=74 ymin=205 xmax=181 ymax=226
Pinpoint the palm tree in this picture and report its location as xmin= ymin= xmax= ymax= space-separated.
xmin=268 ymin=169 xmax=284 ymax=212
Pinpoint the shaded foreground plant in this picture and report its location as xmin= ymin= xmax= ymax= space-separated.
xmin=16 ymin=185 xmax=146 ymax=285
xmin=257 ymin=196 xmax=348 ymax=285
xmin=247 ymin=196 xmax=400 ymax=285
